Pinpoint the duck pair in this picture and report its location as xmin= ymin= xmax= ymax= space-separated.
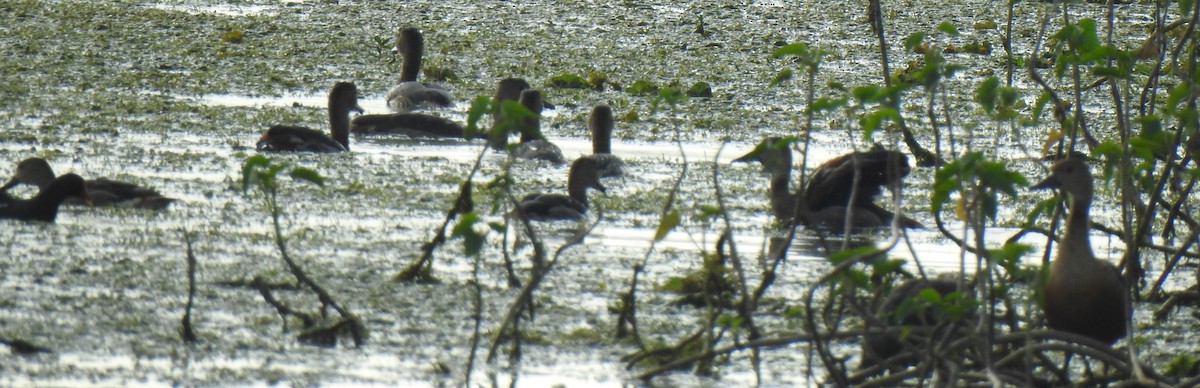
xmin=736 ymin=138 xmax=921 ymax=230
xmin=0 ymin=158 xmax=175 ymax=222
xmin=257 ymin=29 xmax=466 ymax=152
xmin=859 ymin=158 xmax=1127 ymax=369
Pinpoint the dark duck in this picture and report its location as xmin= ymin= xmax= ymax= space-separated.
xmin=1033 ymin=158 xmax=1128 ymax=345
xmin=2 ymin=157 xmax=173 ymax=209
xmin=384 ymin=27 xmax=453 ymax=112
xmin=735 ymin=138 xmax=921 ymax=229
xmin=578 ymin=105 xmax=625 ymax=177
xmin=0 ymin=173 xmax=90 ymax=222
xmin=256 ymin=82 xmax=363 ymax=152
xmin=515 ymin=158 xmax=606 ymax=220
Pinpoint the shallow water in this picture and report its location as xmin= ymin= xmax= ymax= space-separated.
xmin=1 ymin=0 xmax=1195 ymax=386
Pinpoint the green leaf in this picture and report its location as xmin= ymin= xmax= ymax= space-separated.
xmin=289 ymin=167 xmax=324 ymax=187
xmin=241 ymin=155 xmax=271 ymax=193
xmin=451 ymin=212 xmax=486 ymax=257
xmin=654 ymin=209 xmax=681 ymax=241
xmin=464 ymin=95 xmax=491 ymax=138
xmin=975 ymin=76 xmax=999 ymax=114
xmin=937 ymin=22 xmax=960 ymax=36
xmin=772 ymin=42 xmax=811 ymax=58
xmin=769 ymin=68 xmax=794 ymax=87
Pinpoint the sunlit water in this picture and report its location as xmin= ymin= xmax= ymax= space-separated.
xmin=0 ymin=0 xmax=1192 ymax=386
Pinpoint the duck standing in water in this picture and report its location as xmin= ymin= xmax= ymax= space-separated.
xmin=579 ymin=105 xmax=625 ymax=177
xmin=0 ymin=173 xmax=90 ymax=222
xmin=1033 ymin=158 xmax=1127 ymax=344
xmin=735 ymin=138 xmax=920 ymax=229
xmin=511 ymin=89 xmax=565 ymax=165
xmin=256 ymin=82 xmax=363 ymax=152
xmin=385 ymin=27 xmax=453 ymax=113
xmin=515 ymin=158 xmax=606 ymax=220
xmin=2 ymin=157 xmax=174 ymax=209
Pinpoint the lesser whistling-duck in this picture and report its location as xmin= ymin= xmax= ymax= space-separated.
xmin=2 ymin=157 xmax=173 ymax=209
xmin=0 ymin=173 xmax=90 ymax=222
xmin=511 ymin=89 xmax=565 ymax=165
xmin=384 ymin=27 xmax=453 ymax=113
xmin=256 ymin=82 xmax=363 ymax=152
xmin=860 ymin=278 xmax=967 ymax=370
xmin=515 ymin=157 xmax=606 ymax=220
xmin=579 ymin=105 xmax=625 ymax=177
xmin=489 ymin=78 xmax=533 ymax=150
xmin=1033 ymin=158 xmax=1127 ymax=344
xmin=735 ymin=138 xmax=921 ymax=229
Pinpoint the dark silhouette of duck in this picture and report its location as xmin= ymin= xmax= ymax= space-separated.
xmin=735 ymin=138 xmax=921 ymax=229
xmin=385 ymin=27 xmax=453 ymax=113
xmin=579 ymin=105 xmax=625 ymax=177
xmin=2 ymin=157 xmax=174 ymax=209
xmin=351 ymin=111 xmax=476 ymax=139
xmin=511 ymin=89 xmax=565 ymax=165
xmin=0 ymin=173 xmax=90 ymax=222
xmin=515 ymin=157 xmax=606 ymax=220
xmin=489 ymin=78 xmax=533 ymax=150
xmin=1033 ymin=158 xmax=1127 ymax=344
xmin=860 ymin=278 xmax=965 ymax=370
xmin=257 ymin=82 xmax=363 ymax=152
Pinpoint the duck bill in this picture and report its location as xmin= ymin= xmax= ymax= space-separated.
xmin=732 ymin=150 xmax=759 ymax=164
xmin=1031 ymin=175 xmax=1060 ymax=190
xmin=0 ymin=178 xmax=18 ymax=191
xmin=255 ymin=133 xmax=272 ymax=151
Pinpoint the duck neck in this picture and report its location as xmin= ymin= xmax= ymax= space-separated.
xmin=330 ymin=105 xmax=350 ymax=150
xmin=1061 ymin=192 xmax=1095 ymax=262
xmin=567 ymin=174 xmax=590 ymax=206
xmin=769 ymin=165 xmax=795 ymax=220
xmin=400 ymin=49 xmax=421 ymax=83
xmin=592 ymin=124 xmax=611 ymax=154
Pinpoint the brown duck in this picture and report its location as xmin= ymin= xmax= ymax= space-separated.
xmin=579 ymin=105 xmax=625 ymax=177
xmin=256 ymin=82 xmax=363 ymax=152
xmin=0 ymin=173 xmax=90 ymax=222
xmin=384 ymin=27 xmax=453 ymax=113
xmin=516 ymin=158 xmax=606 ymax=220
xmin=2 ymin=157 xmax=173 ymax=209
xmin=736 ymin=138 xmax=921 ymax=229
xmin=1033 ymin=158 xmax=1127 ymax=344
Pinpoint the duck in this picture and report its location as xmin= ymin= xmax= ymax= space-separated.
xmin=256 ymin=82 xmax=363 ymax=152
xmin=511 ymin=89 xmax=565 ymax=165
xmin=350 ymin=111 xmax=477 ymax=139
xmin=578 ymin=104 xmax=625 ymax=177
xmin=0 ymin=173 xmax=90 ymax=222
xmin=859 ymin=278 xmax=965 ymax=370
xmin=1033 ymin=158 xmax=1127 ymax=344
xmin=489 ymin=78 xmax=533 ymax=150
xmin=1 ymin=157 xmax=174 ymax=209
xmin=734 ymin=138 xmax=921 ymax=229
xmin=384 ymin=27 xmax=453 ymax=113
xmin=515 ymin=157 xmax=606 ymax=220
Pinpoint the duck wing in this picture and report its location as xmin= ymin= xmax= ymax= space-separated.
xmin=351 ymin=113 xmax=475 ymax=139
xmin=85 ymin=178 xmax=175 ymax=209
xmin=517 ymin=193 xmax=586 ymax=220
xmin=386 ymin=82 xmax=454 ymax=113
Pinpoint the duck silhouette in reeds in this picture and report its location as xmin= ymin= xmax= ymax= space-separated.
xmin=736 ymin=138 xmax=921 ymax=229
xmin=1033 ymin=158 xmax=1127 ymax=345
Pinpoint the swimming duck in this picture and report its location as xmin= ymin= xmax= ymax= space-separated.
xmin=384 ymin=27 xmax=453 ymax=113
xmin=489 ymin=78 xmax=533 ymax=150
xmin=578 ymin=105 xmax=625 ymax=177
xmin=351 ymin=111 xmax=477 ymax=139
xmin=1033 ymin=158 xmax=1127 ymax=344
xmin=515 ymin=157 xmax=606 ymax=220
xmin=256 ymin=82 xmax=363 ymax=152
xmin=1 ymin=157 xmax=174 ymax=209
xmin=511 ymin=89 xmax=565 ymax=165
xmin=0 ymin=173 xmax=90 ymax=222
xmin=735 ymin=138 xmax=921 ymax=229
